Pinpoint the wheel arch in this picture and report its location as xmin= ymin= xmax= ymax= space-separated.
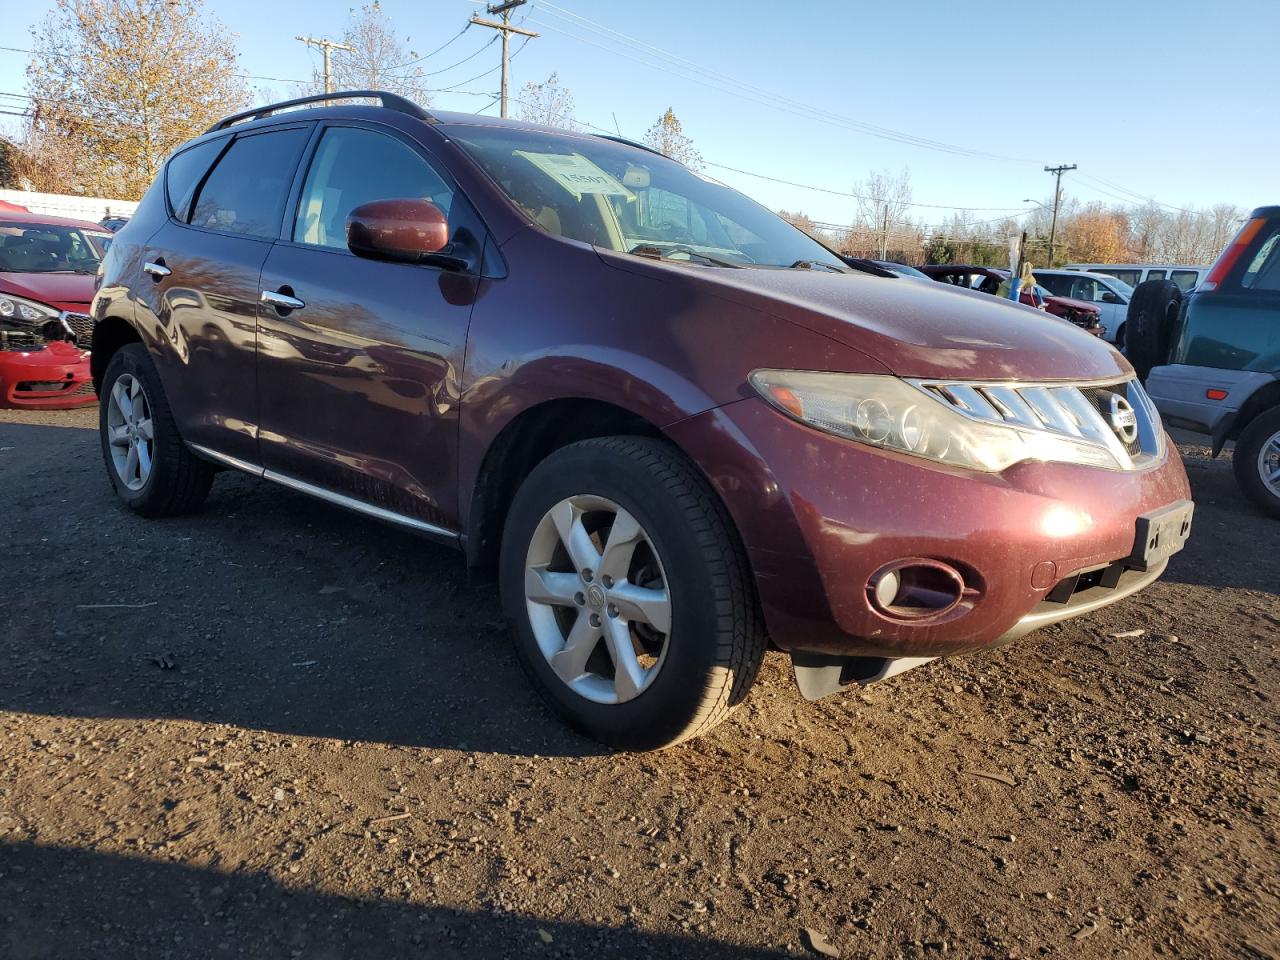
xmin=465 ymin=397 xmax=669 ymax=571
xmin=1227 ymin=378 xmax=1280 ymax=442
xmin=90 ymin=316 xmax=143 ymax=394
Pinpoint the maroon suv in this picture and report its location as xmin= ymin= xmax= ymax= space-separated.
xmin=91 ymin=92 xmax=1193 ymax=749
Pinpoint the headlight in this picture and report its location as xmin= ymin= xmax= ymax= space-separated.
xmin=0 ymin=293 xmax=59 ymax=323
xmin=749 ymin=370 xmax=1123 ymax=473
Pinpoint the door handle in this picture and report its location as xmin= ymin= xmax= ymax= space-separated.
xmin=143 ymin=260 xmax=171 ymax=279
xmin=261 ymin=288 xmax=305 ymax=311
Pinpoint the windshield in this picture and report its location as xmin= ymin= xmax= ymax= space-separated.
xmin=0 ymin=221 xmax=104 ymax=274
xmin=448 ymin=127 xmax=846 ymax=270
xmin=1104 ymin=276 xmax=1134 ymax=296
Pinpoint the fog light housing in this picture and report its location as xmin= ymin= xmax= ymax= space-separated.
xmin=867 ymin=559 xmax=968 ymax=621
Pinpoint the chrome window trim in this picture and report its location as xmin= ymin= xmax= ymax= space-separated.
xmin=187 ymin=443 xmax=461 ymax=543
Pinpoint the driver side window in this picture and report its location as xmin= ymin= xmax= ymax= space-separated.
xmin=294 ymin=127 xmax=453 ymax=251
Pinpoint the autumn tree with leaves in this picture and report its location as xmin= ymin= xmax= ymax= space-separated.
xmin=517 ymin=73 xmax=577 ymax=130
xmin=643 ymin=107 xmax=702 ymax=169
xmin=23 ymin=0 xmax=248 ymax=199
xmin=310 ymin=2 xmax=431 ymax=105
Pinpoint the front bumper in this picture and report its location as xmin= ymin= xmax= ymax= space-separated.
xmin=0 ymin=341 xmax=96 ymax=409
xmin=669 ymin=397 xmax=1192 ymax=660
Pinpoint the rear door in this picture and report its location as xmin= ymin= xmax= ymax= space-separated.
xmin=136 ymin=124 xmax=312 ymax=465
xmin=255 ymin=121 xmax=486 ymax=531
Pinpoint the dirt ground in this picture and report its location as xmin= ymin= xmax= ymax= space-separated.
xmin=0 ymin=406 xmax=1276 ymax=959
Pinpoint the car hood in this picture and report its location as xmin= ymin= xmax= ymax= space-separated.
xmin=0 ymin=271 xmax=96 ymax=313
xmin=1045 ymin=294 xmax=1100 ymax=315
xmin=602 ymin=254 xmax=1130 ymax=382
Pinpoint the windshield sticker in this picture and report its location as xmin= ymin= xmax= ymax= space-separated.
xmin=514 ymin=150 xmax=634 ymax=200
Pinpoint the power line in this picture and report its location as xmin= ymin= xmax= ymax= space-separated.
xmin=530 ymin=2 xmax=1029 ymax=163
xmin=388 ymin=21 xmax=473 ymax=70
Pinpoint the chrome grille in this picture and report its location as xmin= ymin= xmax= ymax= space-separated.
xmin=910 ymin=377 xmax=1164 ymax=470
xmin=61 ymin=311 xmax=94 ymax=347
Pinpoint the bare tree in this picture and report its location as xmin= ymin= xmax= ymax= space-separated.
xmin=517 ymin=73 xmax=577 ymax=130
xmin=840 ymin=168 xmax=915 ymax=258
xmin=643 ymin=107 xmax=702 ymax=169
xmin=25 ymin=0 xmax=248 ymax=199
xmin=317 ymin=2 xmax=431 ymax=105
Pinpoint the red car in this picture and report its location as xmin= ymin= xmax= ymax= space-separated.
xmin=0 ymin=210 xmax=107 ymax=408
xmin=91 ymin=92 xmax=1192 ymax=748
xmin=919 ymin=264 xmax=1104 ymax=335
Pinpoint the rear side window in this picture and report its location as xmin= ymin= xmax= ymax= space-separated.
xmin=165 ymin=138 xmax=225 ymax=221
xmin=1242 ymin=230 xmax=1280 ymax=291
xmin=189 ymin=127 xmax=310 ymax=238
xmin=1099 ymin=268 xmax=1141 ymax=287
xmin=1035 ymin=274 xmax=1071 ymax=297
xmin=1170 ymin=269 xmax=1200 ymax=292
xmin=293 ymin=126 xmax=453 ymax=250
xmin=1146 ymin=269 xmax=1166 ymax=281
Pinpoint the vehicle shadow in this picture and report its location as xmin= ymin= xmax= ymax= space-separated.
xmin=1 ymin=417 xmax=607 ymax=759
xmin=0 ymin=840 xmax=787 ymax=960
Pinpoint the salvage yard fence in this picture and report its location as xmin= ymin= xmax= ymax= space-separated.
xmin=0 ymin=189 xmax=137 ymax=224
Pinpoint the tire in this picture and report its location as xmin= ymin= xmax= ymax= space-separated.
xmin=99 ymin=343 xmax=213 ymax=516
xmin=499 ymin=436 xmax=765 ymax=750
xmin=1125 ymin=279 xmax=1182 ymax=381
xmin=1233 ymin=407 xmax=1280 ymax=519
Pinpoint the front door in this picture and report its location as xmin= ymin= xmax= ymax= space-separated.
xmin=256 ymin=123 xmax=484 ymax=532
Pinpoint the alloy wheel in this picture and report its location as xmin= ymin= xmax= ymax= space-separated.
xmin=1259 ymin=429 xmax=1280 ymax=497
xmin=106 ymin=373 xmax=155 ymax=491
xmin=523 ymin=494 xmax=672 ymax=705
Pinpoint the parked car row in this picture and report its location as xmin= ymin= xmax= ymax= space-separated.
xmin=83 ymin=90 xmax=1196 ymax=748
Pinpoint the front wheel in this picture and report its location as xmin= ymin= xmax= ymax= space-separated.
xmin=1233 ymin=407 xmax=1280 ymax=519
xmin=499 ymin=437 xmax=765 ymax=750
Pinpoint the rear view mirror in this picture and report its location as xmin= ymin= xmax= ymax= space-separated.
xmin=347 ymin=198 xmax=464 ymax=269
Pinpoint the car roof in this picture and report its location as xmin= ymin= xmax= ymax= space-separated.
xmin=0 ymin=209 xmax=107 ymax=231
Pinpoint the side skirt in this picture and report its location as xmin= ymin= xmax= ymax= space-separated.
xmin=188 ymin=442 xmax=463 ymax=548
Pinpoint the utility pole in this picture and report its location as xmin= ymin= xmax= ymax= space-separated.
xmin=470 ymin=0 xmax=539 ymax=118
xmin=1044 ymin=163 xmax=1077 ymax=267
xmin=296 ymin=36 xmax=356 ymax=94
xmin=879 ymin=203 xmax=890 ymax=260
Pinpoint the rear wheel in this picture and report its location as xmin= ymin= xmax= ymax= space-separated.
xmin=99 ymin=344 xmax=213 ymax=516
xmin=499 ymin=437 xmax=765 ymax=750
xmin=1125 ymin=279 xmax=1182 ymax=381
xmin=1233 ymin=407 xmax=1280 ymax=519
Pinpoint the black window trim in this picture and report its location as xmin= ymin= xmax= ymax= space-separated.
xmin=164 ymin=133 xmax=231 ymax=222
xmin=176 ymin=120 xmax=316 ymax=241
xmin=275 ymin=116 xmax=494 ymax=276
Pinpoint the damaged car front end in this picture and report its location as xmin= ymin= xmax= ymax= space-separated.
xmin=0 ymin=291 xmax=95 ymax=409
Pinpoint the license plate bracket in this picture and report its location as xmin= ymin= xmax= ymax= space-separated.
xmin=1130 ymin=499 xmax=1194 ymax=571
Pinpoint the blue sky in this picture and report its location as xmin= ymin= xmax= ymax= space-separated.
xmin=0 ymin=0 xmax=1274 ymax=226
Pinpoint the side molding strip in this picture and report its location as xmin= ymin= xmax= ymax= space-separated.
xmin=187 ymin=443 xmax=461 ymax=545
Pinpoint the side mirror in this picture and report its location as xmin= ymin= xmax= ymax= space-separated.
xmin=346 ymin=198 xmax=467 ymax=270
xmin=1100 ymin=291 xmax=1123 ymax=304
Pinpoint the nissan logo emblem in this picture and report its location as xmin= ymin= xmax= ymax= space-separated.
xmin=1109 ymin=394 xmax=1139 ymax=443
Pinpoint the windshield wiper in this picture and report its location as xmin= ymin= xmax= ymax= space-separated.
xmin=788 ymin=259 xmax=848 ymax=273
xmin=629 ymin=244 xmax=742 ymax=269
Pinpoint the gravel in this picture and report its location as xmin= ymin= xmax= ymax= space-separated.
xmin=1 ymin=407 xmax=1277 ymax=958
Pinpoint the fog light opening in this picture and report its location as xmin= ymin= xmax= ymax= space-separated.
xmin=867 ymin=559 xmax=966 ymax=621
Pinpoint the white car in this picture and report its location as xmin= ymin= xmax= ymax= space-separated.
xmin=1062 ymin=262 xmax=1209 ymax=294
xmin=1034 ymin=269 xmax=1134 ymax=344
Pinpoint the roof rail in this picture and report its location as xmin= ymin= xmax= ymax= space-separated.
xmin=206 ymin=90 xmax=430 ymax=134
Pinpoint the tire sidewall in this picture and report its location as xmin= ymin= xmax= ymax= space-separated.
xmin=1125 ymin=279 xmax=1181 ymax=381
xmin=500 ymin=440 xmax=729 ymax=748
xmin=1235 ymin=407 xmax=1280 ymax=519
xmin=99 ymin=344 xmax=168 ymax=512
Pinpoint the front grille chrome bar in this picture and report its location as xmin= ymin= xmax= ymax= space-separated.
xmin=909 ymin=376 xmax=1164 ymax=470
